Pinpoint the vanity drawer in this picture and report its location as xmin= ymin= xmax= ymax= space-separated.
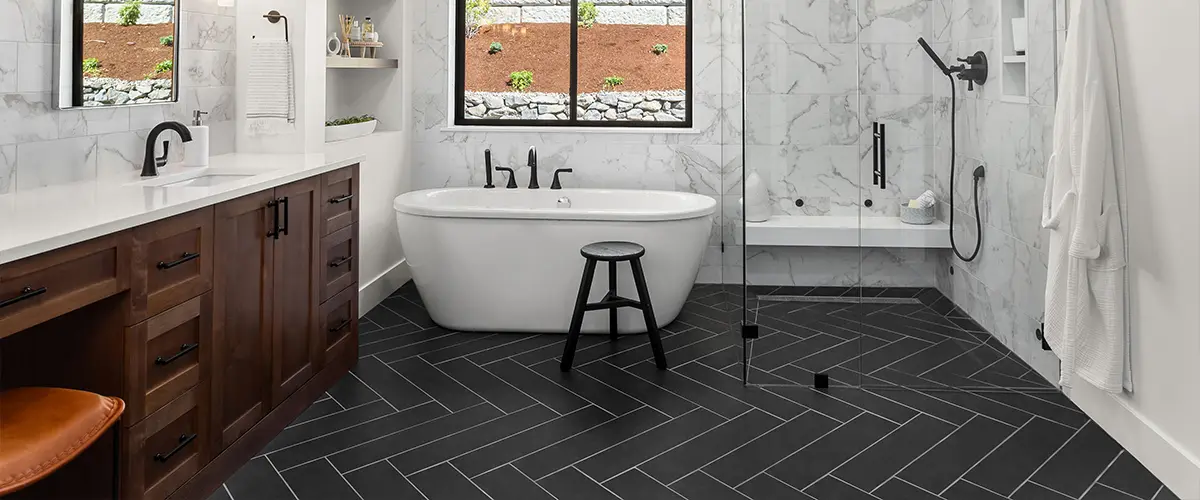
xmin=320 ymin=224 xmax=358 ymax=303
xmin=131 ymin=207 xmax=214 ymax=323
xmin=0 ymin=232 xmax=131 ymax=338
xmin=320 ymin=284 xmax=358 ymax=364
xmin=321 ymin=164 xmax=359 ymax=236
xmin=123 ymin=386 xmax=208 ymax=500
xmin=124 ymin=293 xmax=211 ymax=424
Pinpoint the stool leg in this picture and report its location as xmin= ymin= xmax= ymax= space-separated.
xmin=608 ymin=261 xmax=618 ymax=342
xmin=561 ymin=258 xmax=597 ymax=372
xmin=630 ymin=258 xmax=667 ymax=369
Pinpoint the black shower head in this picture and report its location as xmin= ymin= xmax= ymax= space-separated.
xmin=917 ymin=37 xmax=951 ymax=75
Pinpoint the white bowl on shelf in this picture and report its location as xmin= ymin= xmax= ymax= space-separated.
xmin=325 ymin=119 xmax=377 ymax=142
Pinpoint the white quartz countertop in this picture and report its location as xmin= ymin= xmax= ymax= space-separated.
xmin=0 ymin=153 xmax=365 ymax=265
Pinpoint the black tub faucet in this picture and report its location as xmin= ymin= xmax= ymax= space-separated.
xmin=484 ymin=148 xmax=495 ymax=188
xmin=142 ymin=121 xmax=193 ymax=177
xmin=527 ymin=146 xmax=539 ymax=189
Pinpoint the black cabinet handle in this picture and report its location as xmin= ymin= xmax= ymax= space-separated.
xmin=280 ymin=196 xmax=290 ymax=236
xmin=266 ymin=199 xmax=280 ymax=239
xmin=156 ymin=252 xmax=200 ymax=270
xmin=328 ymin=194 xmax=354 ymax=204
xmin=329 ymin=319 xmax=351 ymax=333
xmin=328 ymin=256 xmax=352 ymax=268
xmin=155 ymin=343 xmax=199 ymax=365
xmin=153 ymin=433 xmax=197 ymax=463
xmin=0 ymin=286 xmax=47 ymax=309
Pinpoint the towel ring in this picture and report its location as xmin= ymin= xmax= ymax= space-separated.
xmin=258 ymin=10 xmax=289 ymax=42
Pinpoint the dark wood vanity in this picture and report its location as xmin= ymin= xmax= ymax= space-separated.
xmin=0 ymin=164 xmax=361 ymax=500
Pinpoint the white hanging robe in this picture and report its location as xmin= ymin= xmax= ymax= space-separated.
xmin=1042 ymin=0 xmax=1130 ymax=393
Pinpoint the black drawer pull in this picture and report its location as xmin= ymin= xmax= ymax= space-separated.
xmin=0 ymin=286 xmax=47 ymax=309
xmin=329 ymin=319 xmax=351 ymax=333
xmin=328 ymin=256 xmax=353 ymax=268
xmin=153 ymin=433 xmax=197 ymax=463
xmin=156 ymin=252 xmax=200 ymax=270
xmin=328 ymin=194 xmax=354 ymax=204
xmin=155 ymin=343 xmax=199 ymax=365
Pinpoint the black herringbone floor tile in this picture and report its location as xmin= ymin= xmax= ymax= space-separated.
xmin=218 ymin=283 xmax=1168 ymax=500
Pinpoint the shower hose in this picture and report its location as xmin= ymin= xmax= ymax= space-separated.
xmin=948 ymin=76 xmax=984 ymax=262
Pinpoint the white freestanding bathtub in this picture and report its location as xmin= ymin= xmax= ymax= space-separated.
xmin=394 ymin=188 xmax=716 ymax=333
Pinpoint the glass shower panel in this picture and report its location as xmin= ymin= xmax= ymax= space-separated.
xmin=741 ymin=0 xmax=865 ymax=387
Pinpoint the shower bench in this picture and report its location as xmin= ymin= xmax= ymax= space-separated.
xmin=744 ymin=215 xmax=952 ymax=248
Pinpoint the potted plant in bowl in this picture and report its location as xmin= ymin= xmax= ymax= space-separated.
xmin=325 ymin=114 xmax=377 ymax=142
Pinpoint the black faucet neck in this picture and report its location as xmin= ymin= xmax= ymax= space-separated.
xmin=527 ymin=147 xmax=539 ymax=189
xmin=142 ymin=121 xmax=194 ymax=177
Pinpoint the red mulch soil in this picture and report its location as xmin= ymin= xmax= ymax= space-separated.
xmin=83 ymin=23 xmax=175 ymax=81
xmin=464 ymin=23 xmax=687 ymax=93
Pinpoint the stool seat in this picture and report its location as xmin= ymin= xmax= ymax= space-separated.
xmin=0 ymin=387 xmax=125 ymax=496
xmin=581 ymin=241 xmax=646 ymax=261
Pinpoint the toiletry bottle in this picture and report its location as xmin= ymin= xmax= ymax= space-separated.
xmin=350 ymin=20 xmax=362 ymax=41
xmin=184 ymin=110 xmax=209 ymax=167
xmin=363 ymin=17 xmax=373 ymax=34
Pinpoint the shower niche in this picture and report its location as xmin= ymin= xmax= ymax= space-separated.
xmin=1001 ymin=0 xmax=1031 ymax=102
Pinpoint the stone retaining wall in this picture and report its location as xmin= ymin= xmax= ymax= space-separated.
xmin=83 ymin=77 xmax=173 ymax=106
xmin=83 ymin=0 xmax=175 ymax=24
xmin=488 ymin=0 xmax=686 ymax=25
xmin=464 ymin=90 xmax=686 ymax=122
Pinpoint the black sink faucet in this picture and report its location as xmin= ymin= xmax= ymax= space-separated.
xmin=527 ymin=146 xmax=539 ymax=189
xmin=142 ymin=121 xmax=193 ymax=177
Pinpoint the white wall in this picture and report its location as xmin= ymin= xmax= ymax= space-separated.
xmin=1065 ymin=2 xmax=1200 ymax=497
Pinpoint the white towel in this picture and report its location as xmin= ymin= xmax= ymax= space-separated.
xmin=245 ymin=38 xmax=295 ymax=136
xmin=912 ymin=190 xmax=936 ymax=209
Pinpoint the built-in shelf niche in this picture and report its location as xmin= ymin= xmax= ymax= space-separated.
xmin=324 ymin=0 xmax=403 ymax=134
xmin=1000 ymin=0 xmax=1030 ymax=103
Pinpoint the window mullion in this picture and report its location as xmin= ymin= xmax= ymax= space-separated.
xmin=569 ymin=0 xmax=578 ymax=123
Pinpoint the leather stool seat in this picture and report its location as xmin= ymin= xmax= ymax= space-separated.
xmin=0 ymin=387 xmax=125 ymax=496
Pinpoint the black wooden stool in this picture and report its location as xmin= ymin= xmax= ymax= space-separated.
xmin=561 ymin=241 xmax=667 ymax=372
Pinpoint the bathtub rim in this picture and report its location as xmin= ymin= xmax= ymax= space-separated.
xmin=394 ymin=187 xmax=717 ymax=222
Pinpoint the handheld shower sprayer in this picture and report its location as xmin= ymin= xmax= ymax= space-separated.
xmin=918 ymin=37 xmax=986 ymax=262
xmin=917 ymin=37 xmax=953 ymax=75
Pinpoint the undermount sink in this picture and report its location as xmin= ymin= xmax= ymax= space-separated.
xmin=129 ymin=168 xmax=274 ymax=188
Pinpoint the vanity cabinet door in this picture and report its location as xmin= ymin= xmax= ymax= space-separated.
xmin=269 ymin=177 xmax=323 ymax=406
xmin=210 ymin=190 xmax=275 ymax=452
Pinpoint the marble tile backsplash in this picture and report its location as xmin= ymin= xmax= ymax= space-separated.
xmin=0 ymin=0 xmax=236 ymax=194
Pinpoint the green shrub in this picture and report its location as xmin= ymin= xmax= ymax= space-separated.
xmin=159 ymin=35 xmax=173 ymax=46
xmin=82 ymin=58 xmax=101 ymax=77
xmin=117 ymin=0 xmax=141 ymax=26
xmin=508 ymin=70 xmax=533 ymax=91
xmin=602 ymin=76 xmax=624 ymax=90
xmin=652 ymin=43 xmax=668 ymax=55
xmin=578 ymin=1 xmax=597 ymax=28
xmin=153 ymin=59 xmax=173 ymax=74
xmin=465 ymin=0 xmax=491 ymax=38
xmin=325 ymin=114 xmax=376 ymax=127
xmin=488 ymin=41 xmax=503 ymax=54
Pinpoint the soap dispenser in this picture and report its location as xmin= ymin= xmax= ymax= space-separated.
xmin=184 ymin=110 xmax=209 ymax=167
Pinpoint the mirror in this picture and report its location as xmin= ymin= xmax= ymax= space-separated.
xmin=57 ymin=0 xmax=179 ymax=108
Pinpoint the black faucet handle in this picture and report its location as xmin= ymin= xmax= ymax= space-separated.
xmin=494 ymin=166 xmax=518 ymax=189
xmin=483 ymin=149 xmax=495 ymax=189
xmin=551 ymin=168 xmax=573 ymax=190
xmin=155 ymin=141 xmax=170 ymax=167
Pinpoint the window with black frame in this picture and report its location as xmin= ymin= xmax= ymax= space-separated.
xmin=455 ymin=0 xmax=691 ymax=127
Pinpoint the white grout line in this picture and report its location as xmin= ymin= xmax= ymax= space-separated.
xmin=695 ymin=470 xmax=755 ymax=499
xmin=521 ymin=359 xmax=647 ymax=419
xmin=222 ymin=484 xmax=235 ymax=500
xmin=346 ymin=368 xmax=399 ymax=413
xmin=378 ymin=355 xmax=453 ymax=414
xmin=264 ymin=455 xmax=300 ymax=500
xmin=1094 ymin=482 xmax=1146 ymax=499
xmin=530 ymin=406 xmax=697 ymax=482
xmin=510 ymin=465 xmax=562 ymax=500
xmin=571 ymin=465 xmax=625 ymax=498
xmin=1011 ymin=421 xmax=1085 ymax=496
xmin=761 ymin=471 xmax=810 ymax=496
xmin=449 ymin=462 xmax=497 ymax=500
xmin=1029 ymin=480 xmax=1082 ymax=499
xmin=784 ymin=414 xmax=919 ymax=493
xmin=263 ymin=402 xmax=424 ymax=458
xmin=276 ymin=402 xmax=491 ymax=473
xmin=464 ymin=404 xmax=618 ymax=480
xmin=466 ymin=357 xmax=567 ymax=417
xmin=389 ymin=403 xmax=550 ymax=477
xmin=939 ymin=416 xmax=1034 ymax=497
xmin=832 ymin=475 xmax=885 ymax=497
xmin=388 ymin=457 xmax=431 ymax=500
xmin=429 ymin=334 xmax=539 ymax=366
xmin=895 ymin=476 xmax=945 ymax=498
xmin=869 ymin=414 xmax=975 ymax=495
xmin=328 ymin=457 xmax=365 ymax=500
xmin=634 ymin=466 xmax=695 ymax=497
xmin=961 ymin=478 xmax=1019 ymax=499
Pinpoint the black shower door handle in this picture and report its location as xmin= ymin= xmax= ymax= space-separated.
xmin=872 ymin=122 xmax=887 ymax=189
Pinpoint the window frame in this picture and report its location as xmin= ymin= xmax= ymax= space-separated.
xmin=453 ymin=0 xmax=693 ymax=128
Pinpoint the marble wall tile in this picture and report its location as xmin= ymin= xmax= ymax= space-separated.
xmin=858 ymin=94 xmax=932 ymax=146
xmin=58 ymin=106 xmax=130 ymax=138
xmin=181 ymin=12 xmax=236 ymax=51
xmin=951 ymin=0 xmax=998 ymax=41
xmin=743 ymin=0 xmax=831 ymax=46
xmin=857 ymin=0 xmax=930 ymax=44
xmin=745 ymin=43 xmax=858 ymax=95
xmin=859 ymin=43 xmax=930 ymax=95
xmin=0 ymin=0 xmax=54 ymax=43
xmin=180 ymin=49 xmax=235 ymax=88
xmin=96 ymin=130 xmax=148 ymax=178
xmin=15 ymin=136 xmax=98 ymax=190
xmin=744 ymin=94 xmax=830 ymax=146
xmin=0 ymin=144 xmax=14 ymax=194
xmin=0 ymin=43 xmax=16 ymax=92
xmin=673 ymin=145 xmax=723 ymax=195
xmin=0 ymin=92 xmax=58 ymax=144
xmin=16 ymin=42 xmax=52 ymax=92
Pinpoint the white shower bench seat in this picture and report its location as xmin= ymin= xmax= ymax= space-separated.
xmin=744 ymin=215 xmax=951 ymax=249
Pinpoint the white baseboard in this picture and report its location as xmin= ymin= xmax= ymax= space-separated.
xmin=359 ymin=258 xmax=412 ymax=317
xmin=1068 ymin=380 xmax=1200 ymax=499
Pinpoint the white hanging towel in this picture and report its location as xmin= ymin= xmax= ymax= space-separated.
xmin=245 ymin=38 xmax=295 ymax=136
xmin=1042 ymin=0 xmax=1130 ymax=393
